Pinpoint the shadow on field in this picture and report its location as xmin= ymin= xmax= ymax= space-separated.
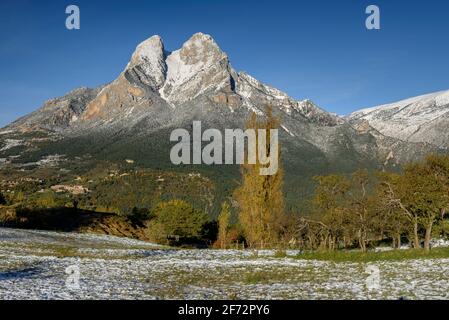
xmin=10 ymin=207 xmax=117 ymax=232
xmin=0 ymin=266 xmax=42 ymax=280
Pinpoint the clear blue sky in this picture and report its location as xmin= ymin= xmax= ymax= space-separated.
xmin=1 ymin=0 xmax=449 ymax=127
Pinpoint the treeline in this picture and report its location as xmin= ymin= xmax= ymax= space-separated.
xmin=293 ymin=154 xmax=449 ymax=252
xmin=214 ymin=154 xmax=449 ymax=251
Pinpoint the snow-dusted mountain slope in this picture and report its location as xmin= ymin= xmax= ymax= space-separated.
xmin=0 ymin=32 xmax=444 ymax=185
xmin=349 ymin=90 xmax=449 ymax=148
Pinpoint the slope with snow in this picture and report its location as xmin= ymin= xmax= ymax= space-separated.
xmin=349 ymin=90 xmax=449 ymax=148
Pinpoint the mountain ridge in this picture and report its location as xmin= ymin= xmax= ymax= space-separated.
xmin=0 ymin=32 xmax=446 ymax=211
xmin=3 ymin=32 xmax=343 ymax=133
xmin=348 ymin=89 xmax=449 ymax=149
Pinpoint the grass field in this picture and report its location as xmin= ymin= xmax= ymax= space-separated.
xmin=293 ymin=247 xmax=449 ymax=262
xmin=1 ymin=228 xmax=449 ymax=300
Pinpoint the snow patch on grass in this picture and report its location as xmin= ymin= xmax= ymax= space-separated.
xmin=0 ymin=228 xmax=448 ymax=300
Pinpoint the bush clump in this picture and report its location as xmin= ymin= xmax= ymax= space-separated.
xmin=146 ymin=199 xmax=208 ymax=245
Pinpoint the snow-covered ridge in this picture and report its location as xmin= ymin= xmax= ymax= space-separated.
xmin=348 ymin=89 xmax=449 ymax=147
xmin=350 ymin=89 xmax=449 ymax=119
xmin=237 ymin=72 xmax=290 ymax=101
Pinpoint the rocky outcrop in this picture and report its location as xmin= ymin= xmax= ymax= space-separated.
xmin=5 ymin=87 xmax=100 ymax=131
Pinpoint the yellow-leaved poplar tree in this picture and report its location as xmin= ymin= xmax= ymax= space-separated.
xmin=216 ymin=201 xmax=231 ymax=249
xmin=234 ymin=106 xmax=285 ymax=248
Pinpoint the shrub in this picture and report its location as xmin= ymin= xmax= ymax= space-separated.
xmin=34 ymin=191 xmax=57 ymax=208
xmin=127 ymin=207 xmax=152 ymax=226
xmin=147 ymin=199 xmax=208 ymax=244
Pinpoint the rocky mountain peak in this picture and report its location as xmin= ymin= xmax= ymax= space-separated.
xmin=159 ymin=33 xmax=234 ymax=105
xmin=178 ymin=32 xmax=227 ymax=65
xmin=125 ymin=35 xmax=167 ymax=90
xmin=4 ymin=32 xmax=347 ymax=132
xmin=131 ymin=35 xmax=165 ymax=61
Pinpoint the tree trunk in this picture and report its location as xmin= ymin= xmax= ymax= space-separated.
xmin=360 ymin=240 xmax=366 ymax=253
xmin=358 ymin=232 xmax=367 ymax=252
xmin=424 ymin=222 xmax=433 ymax=252
xmin=413 ymin=219 xmax=420 ymax=249
xmin=397 ymin=234 xmax=401 ymax=249
xmin=330 ymin=236 xmax=336 ymax=251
